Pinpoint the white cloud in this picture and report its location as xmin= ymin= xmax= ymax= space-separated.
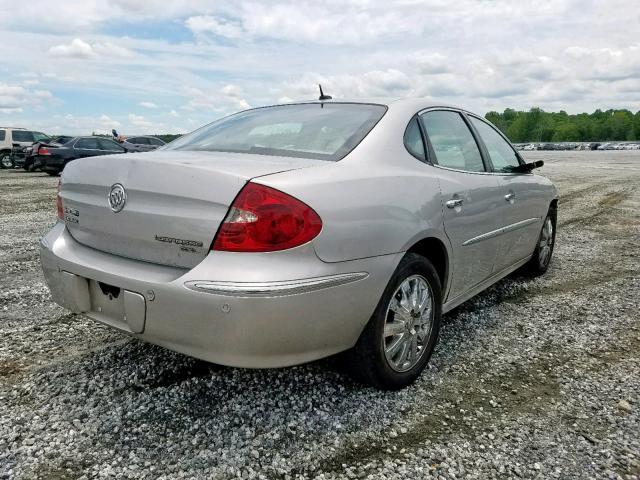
xmin=127 ymin=113 xmax=165 ymax=133
xmin=128 ymin=113 xmax=154 ymax=127
xmin=49 ymin=38 xmax=95 ymax=58
xmin=186 ymin=16 xmax=244 ymax=40
xmin=0 ymin=83 xmax=53 ymax=113
xmin=48 ymin=38 xmax=134 ymax=59
xmin=139 ymin=101 xmax=158 ymax=108
xmin=415 ymin=53 xmax=450 ymax=75
xmin=93 ymin=41 xmax=135 ymax=58
xmin=282 ymin=69 xmax=413 ymax=99
xmin=99 ymin=114 xmax=121 ymax=129
xmin=2 ymin=0 xmax=640 ymax=131
xmin=184 ymin=84 xmax=250 ymax=112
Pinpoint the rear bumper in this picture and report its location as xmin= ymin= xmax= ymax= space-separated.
xmin=42 ymin=156 xmax=65 ymax=171
xmin=40 ymin=223 xmax=401 ymax=367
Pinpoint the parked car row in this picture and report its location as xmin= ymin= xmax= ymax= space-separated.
xmin=515 ymin=141 xmax=640 ymax=151
xmin=35 ymin=136 xmax=128 ymax=176
xmin=0 ymin=127 xmax=166 ymax=173
xmin=595 ymin=142 xmax=640 ymax=150
xmin=0 ymin=127 xmax=50 ymax=168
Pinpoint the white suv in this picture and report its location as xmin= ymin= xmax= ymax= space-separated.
xmin=0 ymin=127 xmax=49 ymax=168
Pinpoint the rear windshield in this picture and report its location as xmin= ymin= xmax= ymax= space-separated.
xmin=53 ymin=136 xmax=73 ymax=145
xmin=165 ymin=103 xmax=387 ymax=161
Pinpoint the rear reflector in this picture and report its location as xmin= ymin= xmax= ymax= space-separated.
xmin=212 ymin=183 xmax=322 ymax=252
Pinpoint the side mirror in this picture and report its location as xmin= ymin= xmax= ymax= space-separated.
xmin=525 ymin=160 xmax=544 ymax=170
xmin=511 ymin=160 xmax=544 ymax=173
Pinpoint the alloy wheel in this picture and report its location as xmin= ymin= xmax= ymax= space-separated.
xmin=538 ymin=217 xmax=554 ymax=268
xmin=383 ymin=274 xmax=434 ymax=372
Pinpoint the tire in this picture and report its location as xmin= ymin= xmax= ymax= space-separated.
xmin=46 ymin=170 xmax=60 ymax=176
xmin=523 ymin=207 xmax=557 ymax=276
xmin=0 ymin=152 xmax=13 ymax=169
xmin=349 ymin=253 xmax=442 ymax=390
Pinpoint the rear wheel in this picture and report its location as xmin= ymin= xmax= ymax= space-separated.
xmin=523 ymin=208 xmax=556 ymax=276
xmin=349 ymin=253 xmax=442 ymax=390
xmin=0 ymin=152 xmax=13 ymax=169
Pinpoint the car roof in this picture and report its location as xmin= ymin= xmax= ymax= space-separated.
xmin=256 ymin=97 xmax=471 ymax=115
xmin=0 ymin=127 xmax=27 ymax=130
xmin=68 ymin=136 xmax=117 ymax=141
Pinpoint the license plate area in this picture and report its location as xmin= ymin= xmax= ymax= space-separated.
xmin=88 ymin=279 xmax=146 ymax=333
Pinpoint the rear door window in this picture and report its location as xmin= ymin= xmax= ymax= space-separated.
xmin=11 ymin=131 xmax=35 ymax=142
xmin=0 ymin=130 xmax=5 ymax=141
xmin=420 ymin=111 xmax=485 ymax=172
xmin=55 ymin=136 xmax=73 ymax=145
xmin=149 ymin=137 xmax=164 ymax=146
xmin=404 ymin=117 xmax=426 ymax=161
xmin=99 ymin=138 xmax=125 ymax=151
xmin=75 ymin=138 xmax=100 ymax=149
xmin=469 ymin=117 xmax=521 ymax=172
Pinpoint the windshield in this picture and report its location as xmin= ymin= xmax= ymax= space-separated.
xmin=166 ymin=103 xmax=387 ymax=161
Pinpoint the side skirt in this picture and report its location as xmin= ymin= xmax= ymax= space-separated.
xmin=442 ymin=255 xmax=532 ymax=314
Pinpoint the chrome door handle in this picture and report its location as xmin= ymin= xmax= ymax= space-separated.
xmin=504 ymin=192 xmax=516 ymax=202
xmin=446 ymin=198 xmax=464 ymax=209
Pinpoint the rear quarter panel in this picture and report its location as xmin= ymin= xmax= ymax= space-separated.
xmin=255 ymin=104 xmax=451 ymax=263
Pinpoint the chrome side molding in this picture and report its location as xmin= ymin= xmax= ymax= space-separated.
xmin=184 ymin=272 xmax=369 ymax=297
xmin=463 ymin=217 xmax=540 ymax=246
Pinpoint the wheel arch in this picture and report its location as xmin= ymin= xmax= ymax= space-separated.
xmin=406 ymin=236 xmax=449 ymax=293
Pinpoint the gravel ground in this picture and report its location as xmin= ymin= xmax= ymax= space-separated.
xmin=0 ymin=151 xmax=638 ymax=479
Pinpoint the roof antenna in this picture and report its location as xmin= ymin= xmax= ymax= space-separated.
xmin=318 ymin=84 xmax=332 ymax=101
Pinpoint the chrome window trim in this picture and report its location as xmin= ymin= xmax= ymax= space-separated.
xmin=417 ymin=107 xmax=490 ymax=174
xmin=184 ymin=272 xmax=369 ymax=297
xmin=465 ymin=113 xmax=529 ymax=174
xmin=418 ymin=107 xmax=531 ymax=176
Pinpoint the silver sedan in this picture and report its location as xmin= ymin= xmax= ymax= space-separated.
xmin=40 ymin=98 xmax=557 ymax=389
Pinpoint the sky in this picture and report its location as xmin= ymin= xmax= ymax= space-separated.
xmin=0 ymin=0 xmax=639 ymax=135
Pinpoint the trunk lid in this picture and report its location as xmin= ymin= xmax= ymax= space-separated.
xmin=60 ymin=151 xmax=326 ymax=268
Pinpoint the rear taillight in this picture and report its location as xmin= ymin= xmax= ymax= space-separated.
xmin=56 ymin=180 xmax=63 ymax=220
xmin=212 ymin=183 xmax=322 ymax=252
xmin=39 ymin=146 xmax=51 ymax=155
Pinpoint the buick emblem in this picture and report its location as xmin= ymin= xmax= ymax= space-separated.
xmin=108 ymin=183 xmax=127 ymax=213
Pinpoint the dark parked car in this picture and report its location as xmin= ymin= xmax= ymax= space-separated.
xmin=18 ymin=136 xmax=74 ymax=171
xmin=121 ymin=135 xmax=165 ymax=152
xmin=40 ymin=136 xmax=127 ymax=175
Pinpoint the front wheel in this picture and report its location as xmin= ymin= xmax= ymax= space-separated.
xmin=349 ymin=253 xmax=442 ymax=390
xmin=523 ymin=208 xmax=556 ymax=276
xmin=0 ymin=152 xmax=13 ymax=169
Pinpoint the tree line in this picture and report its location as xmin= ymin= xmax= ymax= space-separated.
xmin=485 ymin=108 xmax=640 ymax=143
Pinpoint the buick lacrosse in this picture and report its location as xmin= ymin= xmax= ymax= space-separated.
xmin=41 ymin=98 xmax=557 ymax=389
